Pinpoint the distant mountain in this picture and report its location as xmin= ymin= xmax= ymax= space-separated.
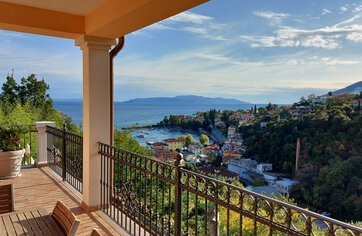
xmin=332 ymin=81 xmax=362 ymax=95
xmin=122 ymin=95 xmax=251 ymax=105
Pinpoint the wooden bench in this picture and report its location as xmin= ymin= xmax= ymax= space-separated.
xmin=0 ymin=184 xmax=14 ymax=214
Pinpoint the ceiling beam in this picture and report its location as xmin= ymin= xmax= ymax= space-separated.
xmin=0 ymin=0 xmax=208 ymax=39
xmin=0 ymin=1 xmax=84 ymax=39
xmin=85 ymin=0 xmax=209 ymax=38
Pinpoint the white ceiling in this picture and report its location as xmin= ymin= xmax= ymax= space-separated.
xmin=1 ymin=0 xmax=107 ymax=15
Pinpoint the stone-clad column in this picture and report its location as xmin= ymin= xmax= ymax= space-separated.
xmin=75 ymin=35 xmax=116 ymax=212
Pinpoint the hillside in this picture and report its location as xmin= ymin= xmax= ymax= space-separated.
xmin=332 ymin=81 xmax=362 ymax=95
xmin=122 ymin=95 xmax=250 ymax=105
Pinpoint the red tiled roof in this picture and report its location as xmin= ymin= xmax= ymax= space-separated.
xmin=163 ymin=138 xmax=181 ymax=143
xmin=198 ymin=167 xmax=239 ymax=179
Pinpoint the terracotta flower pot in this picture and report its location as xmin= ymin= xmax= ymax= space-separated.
xmin=0 ymin=149 xmax=25 ymax=179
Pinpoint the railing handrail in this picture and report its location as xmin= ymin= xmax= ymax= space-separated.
xmin=98 ymin=142 xmax=175 ymax=169
xmin=46 ymin=125 xmax=83 ymax=140
xmin=180 ymin=168 xmax=362 ymax=233
xmin=46 ymin=125 xmax=83 ymax=193
xmin=98 ymin=141 xmax=362 ymax=235
xmin=21 ymin=124 xmax=38 ymax=167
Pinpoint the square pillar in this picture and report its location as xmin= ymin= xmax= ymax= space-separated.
xmin=75 ymin=35 xmax=116 ymax=211
xmin=35 ymin=121 xmax=55 ymax=167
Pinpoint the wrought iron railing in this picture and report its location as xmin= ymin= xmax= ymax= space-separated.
xmin=46 ymin=125 xmax=83 ymax=193
xmin=21 ymin=125 xmax=38 ymax=167
xmin=99 ymin=142 xmax=362 ymax=236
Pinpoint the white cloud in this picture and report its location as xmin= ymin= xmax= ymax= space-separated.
xmin=240 ymin=36 xmax=276 ymax=48
xmin=138 ymin=11 xmax=227 ymax=41
xmin=183 ymin=27 xmax=228 ymax=41
xmin=240 ymin=33 xmax=340 ymax=49
xmin=115 ymin=44 xmax=361 ymax=98
xmin=320 ymin=57 xmax=359 ymax=66
xmin=340 ymin=6 xmax=348 ymax=12
xmin=347 ymin=32 xmax=362 ymax=41
xmin=241 ymin=12 xmax=362 ymax=49
xmin=353 ymin=4 xmax=362 ymax=13
xmin=167 ymin=12 xmax=214 ymax=24
xmin=322 ymin=9 xmax=333 ymax=15
xmin=303 ymin=35 xmax=339 ymax=49
xmin=146 ymin=23 xmax=170 ymax=31
xmin=254 ymin=11 xmax=289 ymax=25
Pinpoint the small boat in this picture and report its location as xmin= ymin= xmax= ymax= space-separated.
xmin=137 ymin=135 xmax=145 ymax=138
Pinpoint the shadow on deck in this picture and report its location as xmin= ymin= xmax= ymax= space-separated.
xmin=0 ymin=167 xmax=126 ymax=236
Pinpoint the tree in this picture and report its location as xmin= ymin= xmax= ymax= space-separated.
xmin=211 ymin=152 xmax=223 ymax=167
xmin=185 ymin=135 xmax=194 ymax=146
xmin=114 ymin=130 xmax=151 ymax=156
xmin=208 ymin=109 xmax=217 ymax=124
xmin=199 ymin=134 xmax=209 ymax=146
xmin=0 ymin=75 xmax=19 ymax=107
xmin=267 ymin=102 xmax=273 ymax=111
xmin=178 ymin=135 xmax=186 ymax=142
xmin=307 ymin=94 xmax=316 ymax=103
xmin=18 ymin=74 xmax=49 ymax=106
xmin=0 ymin=74 xmax=53 ymax=113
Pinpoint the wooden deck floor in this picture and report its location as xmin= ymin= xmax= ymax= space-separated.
xmin=0 ymin=167 xmax=125 ymax=236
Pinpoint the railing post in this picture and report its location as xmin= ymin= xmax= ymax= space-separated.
xmin=174 ymin=153 xmax=183 ymax=236
xmin=62 ymin=124 xmax=67 ymax=181
xmin=35 ymin=121 xmax=55 ymax=167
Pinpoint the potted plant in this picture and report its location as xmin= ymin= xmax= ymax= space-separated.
xmin=0 ymin=123 xmax=27 ymax=179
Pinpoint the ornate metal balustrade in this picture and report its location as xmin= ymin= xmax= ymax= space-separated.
xmin=99 ymin=142 xmax=362 ymax=236
xmin=46 ymin=125 xmax=83 ymax=193
xmin=21 ymin=125 xmax=38 ymax=167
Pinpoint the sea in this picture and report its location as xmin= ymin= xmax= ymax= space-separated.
xmin=54 ymin=100 xmax=264 ymax=144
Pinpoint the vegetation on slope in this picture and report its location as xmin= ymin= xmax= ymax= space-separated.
xmin=242 ymin=93 xmax=362 ymax=221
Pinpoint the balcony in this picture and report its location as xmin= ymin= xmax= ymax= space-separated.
xmin=1 ymin=167 xmax=123 ymax=235
xmin=1 ymin=1 xmax=362 ymax=235
xmin=5 ymin=123 xmax=357 ymax=236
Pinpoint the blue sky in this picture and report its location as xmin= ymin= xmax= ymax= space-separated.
xmin=1 ymin=0 xmax=362 ymax=104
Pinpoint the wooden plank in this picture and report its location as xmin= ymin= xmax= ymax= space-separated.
xmin=31 ymin=209 xmax=52 ymax=236
xmin=24 ymin=210 xmax=43 ymax=235
xmin=17 ymin=212 xmax=34 ymax=236
xmin=55 ymin=201 xmax=76 ymax=222
xmin=0 ymin=168 xmax=124 ymax=236
xmin=0 ymin=184 xmax=13 ymax=213
xmin=38 ymin=208 xmax=65 ymax=236
xmin=52 ymin=202 xmax=74 ymax=234
xmin=0 ymin=217 xmax=6 ymax=234
xmin=10 ymin=214 xmax=25 ymax=235
xmin=3 ymin=215 xmax=16 ymax=236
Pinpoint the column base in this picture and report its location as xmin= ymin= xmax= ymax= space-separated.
xmin=36 ymin=162 xmax=48 ymax=168
xmin=81 ymin=201 xmax=99 ymax=213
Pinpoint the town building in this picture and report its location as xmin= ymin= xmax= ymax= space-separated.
xmin=312 ymin=96 xmax=328 ymax=105
xmin=227 ymin=126 xmax=237 ymax=138
xmin=257 ymin=163 xmax=273 ymax=172
xmin=223 ymin=150 xmax=242 ymax=160
xmin=163 ymin=138 xmax=184 ymax=151
xmin=181 ymin=150 xmax=198 ymax=164
xmin=267 ymin=178 xmax=297 ymax=195
xmin=188 ymin=143 xmax=204 ymax=155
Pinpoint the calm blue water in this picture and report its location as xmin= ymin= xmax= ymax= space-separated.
xmin=132 ymin=128 xmax=201 ymax=146
xmin=54 ymin=100 xmax=263 ymax=129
